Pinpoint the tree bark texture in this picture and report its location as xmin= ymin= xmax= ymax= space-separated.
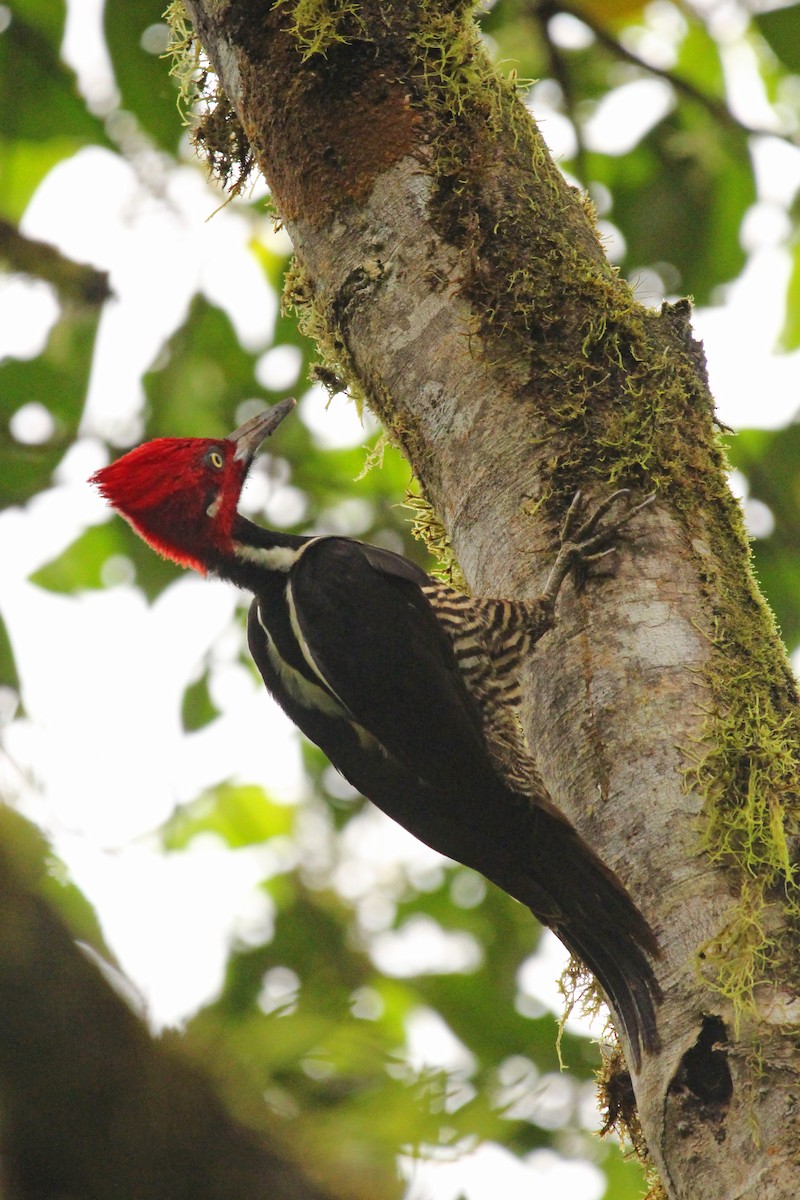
xmin=179 ymin=2 xmax=800 ymax=1196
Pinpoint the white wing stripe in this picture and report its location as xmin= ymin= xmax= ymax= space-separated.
xmin=285 ymin=577 xmax=356 ymax=717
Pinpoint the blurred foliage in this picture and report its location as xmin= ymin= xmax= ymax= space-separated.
xmin=0 ymin=308 xmax=102 ymax=507
xmin=162 ymin=782 xmax=295 ymax=849
xmin=726 ymin=426 xmax=800 ymax=652
xmin=0 ymin=0 xmax=110 ymax=223
xmin=104 ymin=0 xmax=185 ymax=153
xmin=1 ymin=1 xmax=799 ymax=1198
xmin=755 ymin=4 xmax=800 ymax=76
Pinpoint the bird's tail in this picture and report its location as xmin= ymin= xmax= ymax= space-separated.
xmin=492 ymin=795 xmax=661 ymax=1068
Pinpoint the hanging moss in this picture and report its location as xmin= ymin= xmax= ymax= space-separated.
xmin=164 ymin=1 xmax=257 ymax=195
xmin=596 ymin=1043 xmax=646 ymax=1157
xmin=163 ymin=0 xmax=199 ymax=116
xmin=272 ymin=0 xmax=365 ymax=60
xmin=281 ymin=258 xmax=368 ymax=413
xmin=402 ymin=486 xmax=467 ymax=589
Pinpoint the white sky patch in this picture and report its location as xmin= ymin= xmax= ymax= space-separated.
xmin=371 ymin=915 xmax=483 ymax=977
xmin=404 ymin=1006 xmax=476 ymax=1074
xmin=583 ymin=78 xmax=676 ymax=156
xmin=546 ymin=12 xmax=594 ymax=52
xmin=21 ymin=149 xmax=277 ymax=443
xmin=0 ymin=277 xmax=59 ymax=361
xmin=63 ymin=0 xmax=116 ymax=109
xmin=402 ymin=1141 xmax=604 ymax=1200
xmin=752 ymin=136 xmax=800 ymax=208
xmin=257 ymin=343 xmax=304 ymax=391
xmin=9 ymin=401 xmax=57 ymax=445
xmin=299 ymin=385 xmax=381 ymax=449
xmin=693 ymin=247 xmax=800 ymax=429
xmin=63 ymin=835 xmax=278 ymax=1027
xmin=517 ymin=931 xmax=608 ymax=1045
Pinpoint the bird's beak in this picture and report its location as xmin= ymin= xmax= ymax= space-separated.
xmin=228 ymin=398 xmax=297 ymax=464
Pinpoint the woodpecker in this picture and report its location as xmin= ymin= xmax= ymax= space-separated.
xmin=92 ymin=398 xmax=660 ymax=1064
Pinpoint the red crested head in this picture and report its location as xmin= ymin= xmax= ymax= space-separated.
xmin=90 ymin=399 xmax=296 ymax=573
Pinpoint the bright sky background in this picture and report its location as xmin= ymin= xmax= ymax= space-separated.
xmin=2 ymin=2 xmax=800 ymax=1198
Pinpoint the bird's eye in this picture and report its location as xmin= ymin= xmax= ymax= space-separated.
xmin=206 ymin=448 xmax=224 ymax=470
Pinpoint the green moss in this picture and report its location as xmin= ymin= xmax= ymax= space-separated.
xmin=548 ymin=335 xmax=800 ymax=1025
xmin=282 ymin=257 xmax=370 ymax=413
xmin=695 ymin=693 xmax=797 ymax=886
xmin=163 ymin=0 xmax=198 ymax=120
xmin=164 ymin=1 xmax=256 ymax=195
xmin=687 ymin=630 xmax=800 ymax=1028
xmin=194 ymin=87 xmax=257 ymax=197
xmin=596 ymin=1042 xmax=646 ymax=1158
xmin=403 ymin=486 xmax=467 ymax=589
xmin=272 ymin=0 xmax=364 ymax=60
xmin=409 ymin=0 xmax=800 ymax=1049
xmin=643 ymin=1176 xmax=669 ymax=1200
xmin=557 ymin=956 xmax=607 ymax=1071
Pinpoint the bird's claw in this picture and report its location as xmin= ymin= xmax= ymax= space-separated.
xmin=560 ymin=489 xmax=655 ymax=560
xmin=542 ymin=489 xmax=654 ymax=604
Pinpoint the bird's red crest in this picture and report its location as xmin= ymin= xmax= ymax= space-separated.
xmin=91 ymin=437 xmax=247 ymax=573
xmin=91 ymin=400 xmax=296 ymax=574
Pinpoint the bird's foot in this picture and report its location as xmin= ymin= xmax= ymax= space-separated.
xmin=543 ymin=489 xmax=655 ymax=604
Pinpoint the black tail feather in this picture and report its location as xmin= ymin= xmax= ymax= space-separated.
xmin=553 ymin=904 xmax=661 ymax=1069
xmin=492 ymin=797 xmax=661 ymax=1068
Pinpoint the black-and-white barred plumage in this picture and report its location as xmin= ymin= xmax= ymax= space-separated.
xmin=422 ymin=581 xmax=552 ymax=801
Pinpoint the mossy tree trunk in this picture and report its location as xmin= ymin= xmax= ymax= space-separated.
xmin=178 ymin=1 xmax=800 ymax=1195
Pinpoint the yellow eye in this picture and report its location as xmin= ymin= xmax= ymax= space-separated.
xmin=206 ymin=448 xmax=224 ymax=470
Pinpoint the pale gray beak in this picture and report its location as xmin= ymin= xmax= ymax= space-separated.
xmin=228 ymin=398 xmax=297 ymax=463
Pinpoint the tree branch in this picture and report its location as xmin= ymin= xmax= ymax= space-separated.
xmin=0 ymin=808 xmax=355 ymax=1200
xmin=0 ymin=219 xmax=111 ymax=306
xmin=537 ymin=0 xmax=798 ymax=147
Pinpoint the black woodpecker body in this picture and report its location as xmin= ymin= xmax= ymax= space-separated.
xmin=92 ymin=400 xmax=661 ymax=1065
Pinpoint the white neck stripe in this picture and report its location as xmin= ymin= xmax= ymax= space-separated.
xmin=232 ymin=542 xmax=305 ymax=571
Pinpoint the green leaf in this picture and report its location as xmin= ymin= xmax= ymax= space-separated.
xmin=0 ymin=11 xmax=107 ymax=144
xmin=0 ymin=608 xmax=20 ymax=692
xmin=266 ymin=886 xmax=370 ymax=1001
xmin=181 ymin=667 xmax=221 ymax=732
xmin=104 ymin=0 xmax=184 ymax=153
xmin=161 ymin=782 xmax=295 ymax=850
xmin=29 ymin=519 xmax=183 ymax=602
xmin=29 ymin=522 xmax=117 ymax=594
xmin=0 ymin=308 xmax=100 ymax=509
xmin=10 ymin=0 xmax=66 ymax=48
xmin=674 ymin=14 xmax=725 ymax=96
xmin=779 ymin=233 xmax=800 ymax=351
xmin=756 ymin=4 xmax=800 ymax=74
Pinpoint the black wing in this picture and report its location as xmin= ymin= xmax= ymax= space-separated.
xmin=249 ymin=536 xmax=661 ymax=1063
xmin=286 ymin=537 xmax=497 ymax=794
